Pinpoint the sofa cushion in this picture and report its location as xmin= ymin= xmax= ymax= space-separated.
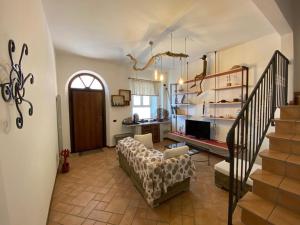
xmin=163 ymin=145 xmax=189 ymax=159
xmin=214 ymin=159 xmax=261 ymax=186
xmin=134 ymin=133 xmax=153 ymax=149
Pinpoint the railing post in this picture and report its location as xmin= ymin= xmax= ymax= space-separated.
xmin=271 ymin=54 xmax=277 ymax=120
xmin=227 ymin=130 xmax=235 ymax=225
xmin=285 ymin=59 xmax=288 ymax=105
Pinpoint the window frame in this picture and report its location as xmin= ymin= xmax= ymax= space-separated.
xmin=132 ymin=95 xmax=152 ymax=119
xmin=69 ymin=74 xmax=103 ymax=90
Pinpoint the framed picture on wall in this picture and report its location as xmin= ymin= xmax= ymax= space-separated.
xmin=119 ymin=89 xmax=131 ymax=105
xmin=111 ymin=95 xmax=125 ymax=106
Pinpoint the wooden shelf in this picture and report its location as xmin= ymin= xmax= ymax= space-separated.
xmin=208 ymin=102 xmax=242 ymax=105
xmin=172 ymin=103 xmax=194 ymax=106
xmin=212 ymin=85 xmax=247 ymax=91
xmin=202 ymin=116 xmax=236 ymax=121
xmin=174 ymin=114 xmax=191 ymax=117
xmin=171 ymin=66 xmax=248 ymax=85
xmin=174 ymin=91 xmax=198 ymax=95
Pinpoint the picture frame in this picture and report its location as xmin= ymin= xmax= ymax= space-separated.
xmin=111 ymin=95 xmax=125 ymax=106
xmin=119 ymin=89 xmax=131 ymax=105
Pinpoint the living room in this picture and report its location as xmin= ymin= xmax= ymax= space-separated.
xmin=1 ymin=0 xmax=300 ymax=225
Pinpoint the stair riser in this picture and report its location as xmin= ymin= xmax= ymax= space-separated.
xmin=261 ymin=157 xmax=286 ymax=176
xmin=275 ymin=121 xmax=296 ymax=135
xmin=280 ymin=108 xmax=300 ymax=120
xmin=241 ymin=209 xmax=269 ymax=225
xmin=269 ymin=138 xmax=300 ymax=155
xmin=261 ymin=156 xmax=300 ymax=180
xmin=286 ymin=163 xmax=300 ymax=180
xmin=278 ymin=190 xmax=300 ymax=214
xmin=296 ymin=122 xmax=300 ymax=134
xmin=291 ymin=140 xmax=300 ymax=155
xmin=253 ymin=180 xmax=300 ymax=214
xmin=252 ymin=180 xmax=279 ymax=203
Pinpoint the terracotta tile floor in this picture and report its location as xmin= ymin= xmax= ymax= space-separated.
xmin=48 ymin=140 xmax=233 ymax=225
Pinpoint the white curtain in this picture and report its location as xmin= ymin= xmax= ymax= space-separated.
xmin=129 ymin=78 xmax=160 ymax=96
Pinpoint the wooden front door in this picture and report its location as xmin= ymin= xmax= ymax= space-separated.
xmin=70 ymin=89 xmax=105 ymax=152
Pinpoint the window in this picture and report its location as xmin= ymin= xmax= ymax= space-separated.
xmin=70 ymin=74 xmax=103 ymax=90
xmin=132 ymin=95 xmax=151 ymax=119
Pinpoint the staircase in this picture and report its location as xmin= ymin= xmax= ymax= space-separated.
xmin=237 ymin=105 xmax=300 ymax=225
xmin=226 ymin=51 xmax=292 ymax=224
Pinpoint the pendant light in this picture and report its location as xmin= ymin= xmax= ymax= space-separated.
xmin=178 ymin=57 xmax=184 ymax=85
xmin=160 ymin=56 xmax=164 ymax=81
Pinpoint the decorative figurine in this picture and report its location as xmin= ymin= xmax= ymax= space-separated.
xmin=60 ymin=149 xmax=70 ymax=173
xmin=190 ymin=55 xmax=208 ymax=96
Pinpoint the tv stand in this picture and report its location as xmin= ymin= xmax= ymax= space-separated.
xmin=166 ymin=132 xmax=229 ymax=159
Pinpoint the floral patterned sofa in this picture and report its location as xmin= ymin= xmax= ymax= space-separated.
xmin=116 ymin=137 xmax=195 ymax=207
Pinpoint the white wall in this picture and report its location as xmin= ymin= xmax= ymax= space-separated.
xmin=293 ymin=0 xmax=300 ymax=92
xmin=169 ymin=33 xmax=281 ymax=142
xmin=0 ymin=0 xmax=58 ymax=225
xmin=55 ymin=51 xmax=135 ymax=147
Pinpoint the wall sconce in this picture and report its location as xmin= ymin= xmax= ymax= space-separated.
xmin=0 ymin=39 xmax=34 ymax=129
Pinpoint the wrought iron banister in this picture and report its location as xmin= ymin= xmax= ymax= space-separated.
xmin=227 ymin=50 xmax=289 ymax=225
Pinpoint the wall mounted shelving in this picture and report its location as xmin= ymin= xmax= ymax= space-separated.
xmin=170 ymin=66 xmax=249 ymax=135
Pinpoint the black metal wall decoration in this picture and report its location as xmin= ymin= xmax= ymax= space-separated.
xmin=0 ymin=39 xmax=34 ymax=129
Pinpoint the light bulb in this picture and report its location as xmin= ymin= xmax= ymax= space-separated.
xmin=154 ymin=69 xmax=158 ymax=80
xmin=178 ymin=77 xmax=184 ymax=85
xmin=160 ymin=74 xmax=164 ymax=81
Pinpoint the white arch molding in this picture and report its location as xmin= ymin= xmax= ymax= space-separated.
xmin=65 ymin=70 xmax=111 ymax=148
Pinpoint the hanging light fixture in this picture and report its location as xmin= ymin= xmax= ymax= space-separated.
xmin=160 ymin=56 xmax=164 ymax=81
xmin=154 ymin=68 xmax=159 ymax=81
xmin=178 ymin=57 xmax=184 ymax=85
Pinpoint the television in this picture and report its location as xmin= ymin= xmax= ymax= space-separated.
xmin=185 ymin=120 xmax=210 ymax=140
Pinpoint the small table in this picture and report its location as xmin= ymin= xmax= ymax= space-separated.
xmin=165 ymin=142 xmax=210 ymax=165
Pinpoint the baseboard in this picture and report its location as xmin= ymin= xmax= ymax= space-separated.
xmin=106 ymin=145 xmax=116 ymax=148
xmin=46 ymin=167 xmax=60 ymax=224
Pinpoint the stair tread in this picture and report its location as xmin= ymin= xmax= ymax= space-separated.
xmin=250 ymin=169 xmax=283 ymax=188
xmin=268 ymin=205 xmax=300 ymax=225
xmin=279 ymin=177 xmax=300 ymax=196
xmin=267 ymin=132 xmax=294 ymax=140
xmin=291 ymin=135 xmax=300 ymax=141
xmin=274 ymin=118 xmax=300 ymax=122
xmin=286 ymin=154 xmax=300 ymax=166
xmin=280 ymin=105 xmax=300 ymax=108
xmin=238 ymin=192 xmax=275 ymax=220
xmin=259 ymin=149 xmax=290 ymax=161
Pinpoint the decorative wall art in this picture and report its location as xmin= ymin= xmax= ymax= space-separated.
xmin=119 ymin=89 xmax=131 ymax=105
xmin=111 ymin=95 xmax=125 ymax=106
xmin=0 ymin=39 xmax=34 ymax=129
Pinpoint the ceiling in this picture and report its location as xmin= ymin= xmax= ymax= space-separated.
xmin=42 ymin=0 xmax=275 ymax=63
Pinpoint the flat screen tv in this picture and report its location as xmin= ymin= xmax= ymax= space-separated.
xmin=185 ymin=120 xmax=210 ymax=140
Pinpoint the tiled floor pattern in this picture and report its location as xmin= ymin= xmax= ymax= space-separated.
xmin=48 ymin=140 xmax=232 ymax=225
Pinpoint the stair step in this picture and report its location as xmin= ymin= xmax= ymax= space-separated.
xmin=268 ymin=205 xmax=300 ymax=225
xmin=259 ymin=149 xmax=289 ymax=176
xmin=238 ymin=192 xmax=275 ymax=225
xmin=278 ymin=177 xmax=300 ymax=214
xmin=286 ymin=154 xmax=300 ymax=180
xmin=273 ymin=119 xmax=299 ymax=135
xmin=250 ymin=169 xmax=300 ymax=214
xmin=280 ymin=105 xmax=300 ymax=120
xmin=267 ymin=132 xmax=300 ymax=155
xmin=238 ymin=192 xmax=300 ymax=225
xmin=250 ymin=169 xmax=284 ymax=202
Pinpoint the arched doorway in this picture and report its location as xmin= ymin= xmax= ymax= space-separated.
xmin=68 ymin=73 xmax=106 ymax=152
